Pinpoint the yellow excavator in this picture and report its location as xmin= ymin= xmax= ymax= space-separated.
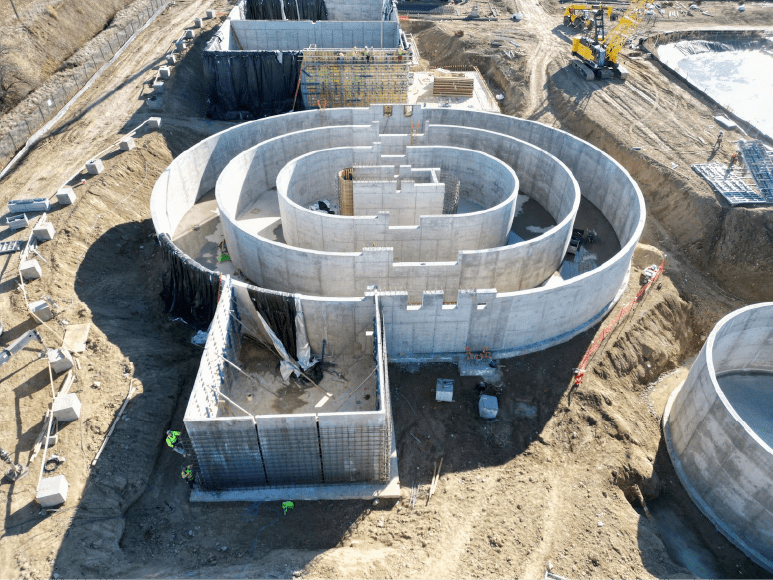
xmin=562 ymin=4 xmax=613 ymax=31
xmin=570 ymin=0 xmax=646 ymax=80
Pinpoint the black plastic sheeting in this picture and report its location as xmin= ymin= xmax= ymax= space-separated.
xmin=244 ymin=0 xmax=328 ymax=20
xmin=157 ymin=233 xmax=221 ymax=330
xmin=203 ymin=49 xmax=304 ymax=120
xmin=247 ymin=288 xmax=298 ymax=359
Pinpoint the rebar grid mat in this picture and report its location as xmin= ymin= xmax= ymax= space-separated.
xmin=691 ymin=163 xmax=766 ymax=205
xmin=441 ymin=172 xmax=461 ymax=214
xmin=738 ymin=140 xmax=773 ymax=203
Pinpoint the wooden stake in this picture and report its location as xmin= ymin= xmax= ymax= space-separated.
xmin=91 ymin=380 xmax=135 ymax=467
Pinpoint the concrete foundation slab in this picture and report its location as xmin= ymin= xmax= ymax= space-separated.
xmin=19 ymin=259 xmax=42 ymax=280
xmin=29 ymin=299 xmax=53 ymax=322
xmin=458 ymin=357 xmax=498 ymax=378
xmin=56 ymin=188 xmax=76 ymax=205
xmin=52 ymin=393 xmax=81 ymax=422
xmin=48 ymin=348 xmax=73 ymax=374
xmin=86 ymin=159 xmax=104 ymax=175
xmin=36 ymin=475 xmax=68 ymax=507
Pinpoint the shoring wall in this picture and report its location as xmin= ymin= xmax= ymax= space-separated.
xmin=184 ymin=279 xmax=392 ymax=491
xmin=230 ymin=20 xmax=401 ymax=50
xmin=664 ymin=303 xmax=773 ymax=573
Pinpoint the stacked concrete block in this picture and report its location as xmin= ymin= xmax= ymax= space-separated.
xmin=86 ymin=159 xmax=104 ymax=175
xmin=153 ymin=79 xmax=165 ymax=93
xmin=32 ymin=221 xmax=55 ymax=242
xmin=206 ymin=9 xmax=215 ymax=18
xmin=184 ymin=29 xmax=195 ymax=39
xmin=194 ymin=17 xmax=203 ymax=28
xmin=56 ymin=187 xmax=76 ymax=205
xmin=29 ymin=299 xmax=53 ymax=322
xmin=36 ymin=475 xmax=69 ymax=507
xmin=52 ymin=393 xmax=82 ymax=422
xmin=48 ymin=347 xmax=73 ymax=374
xmin=159 ymin=66 xmax=171 ymax=80
xmin=148 ymin=117 xmax=162 ymax=129
xmin=119 ymin=137 xmax=136 ymax=151
xmin=19 ymin=259 xmax=42 ymax=280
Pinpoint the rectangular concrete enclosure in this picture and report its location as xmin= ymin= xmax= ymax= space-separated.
xmin=184 ymin=278 xmax=398 ymax=500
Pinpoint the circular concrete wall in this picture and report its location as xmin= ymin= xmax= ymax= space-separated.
xmin=663 ymin=303 xmax=773 ymax=573
xmin=150 ymin=105 xmax=645 ymax=357
xmin=274 ymin=146 xmax=519 ymax=256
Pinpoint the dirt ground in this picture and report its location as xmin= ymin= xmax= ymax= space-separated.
xmin=0 ymin=0 xmax=771 ymax=578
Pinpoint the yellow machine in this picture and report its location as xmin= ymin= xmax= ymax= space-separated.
xmin=562 ymin=4 xmax=613 ymax=30
xmin=570 ymin=0 xmax=646 ymax=80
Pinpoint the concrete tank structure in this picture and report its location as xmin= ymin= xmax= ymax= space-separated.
xmin=151 ymin=104 xmax=645 ymax=361
xmin=663 ymin=303 xmax=773 ymax=573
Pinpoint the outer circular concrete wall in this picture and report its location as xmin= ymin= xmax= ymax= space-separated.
xmin=663 ymin=303 xmax=773 ymax=573
xmin=150 ymin=105 xmax=645 ymax=358
xmin=274 ymin=146 xmax=519 ymax=257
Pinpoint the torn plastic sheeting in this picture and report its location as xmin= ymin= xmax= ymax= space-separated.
xmin=294 ymin=297 xmax=311 ymax=370
xmin=203 ymin=50 xmax=304 ymax=119
xmin=157 ymin=233 xmax=220 ymax=330
xmin=253 ymin=308 xmax=300 ymax=380
xmin=244 ymin=0 xmax=328 ymax=21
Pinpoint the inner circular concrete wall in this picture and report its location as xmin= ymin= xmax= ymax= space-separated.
xmin=150 ymin=105 xmax=645 ymax=358
xmin=663 ymin=302 xmax=773 ymax=573
xmin=275 ymin=146 xmax=518 ymax=257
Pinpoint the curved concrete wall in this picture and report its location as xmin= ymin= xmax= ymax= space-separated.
xmin=276 ymin=146 xmax=518 ymax=259
xmin=150 ymin=105 xmax=645 ymax=358
xmin=664 ymin=303 xmax=773 ymax=573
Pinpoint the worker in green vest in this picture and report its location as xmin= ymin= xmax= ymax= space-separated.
xmin=166 ymin=430 xmax=185 ymax=456
xmin=282 ymin=501 xmax=294 ymax=515
xmin=181 ymin=465 xmax=195 ymax=489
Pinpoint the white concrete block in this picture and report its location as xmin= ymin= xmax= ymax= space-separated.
xmin=206 ymin=9 xmax=215 ymax=18
xmin=9 ymin=198 xmax=49 ymax=213
xmin=166 ymin=53 xmax=177 ymax=65
xmin=435 ymin=379 xmax=453 ymax=402
xmin=86 ymin=159 xmax=104 ymax=175
xmin=36 ymin=475 xmax=68 ymax=507
xmin=48 ymin=348 xmax=73 ymax=374
xmin=52 ymin=393 xmax=81 ymax=422
xmin=29 ymin=299 xmax=53 ymax=322
xmin=33 ymin=221 xmax=55 ymax=242
xmin=194 ymin=18 xmax=203 ymax=28
xmin=478 ymin=395 xmax=498 ymax=419
xmin=19 ymin=259 xmax=42 ymax=280
xmin=153 ymin=80 xmax=165 ymax=93
xmin=6 ymin=214 xmax=28 ymax=230
xmin=175 ymin=40 xmax=185 ymax=52
xmin=159 ymin=66 xmax=171 ymax=80
xmin=184 ymin=29 xmax=195 ymax=39
xmin=56 ymin=188 xmax=76 ymax=205
xmin=148 ymin=117 xmax=162 ymax=129
xmin=119 ymin=137 xmax=135 ymax=151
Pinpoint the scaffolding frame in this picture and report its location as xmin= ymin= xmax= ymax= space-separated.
xmin=301 ymin=48 xmax=411 ymax=108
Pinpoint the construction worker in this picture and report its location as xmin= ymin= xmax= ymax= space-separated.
xmin=363 ymin=46 xmax=371 ymax=62
xmin=396 ymin=46 xmax=404 ymax=61
xmin=714 ymin=130 xmax=724 ymax=149
xmin=181 ymin=465 xmax=195 ymax=489
xmin=166 ymin=430 xmax=185 ymax=456
xmin=282 ymin=500 xmax=294 ymax=515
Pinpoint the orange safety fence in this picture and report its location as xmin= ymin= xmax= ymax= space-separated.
xmin=573 ymin=260 xmax=665 ymax=386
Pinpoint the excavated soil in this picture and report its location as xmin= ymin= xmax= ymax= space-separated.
xmin=0 ymin=0 xmax=771 ymax=579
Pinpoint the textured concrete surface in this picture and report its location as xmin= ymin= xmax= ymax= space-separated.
xmin=150 ymin=104 xmax=644 ymax=359
xmin=229 ymin=20 xmax=401 ymax=51
xmin=664 ymin=303 xmax=773 ymax=574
